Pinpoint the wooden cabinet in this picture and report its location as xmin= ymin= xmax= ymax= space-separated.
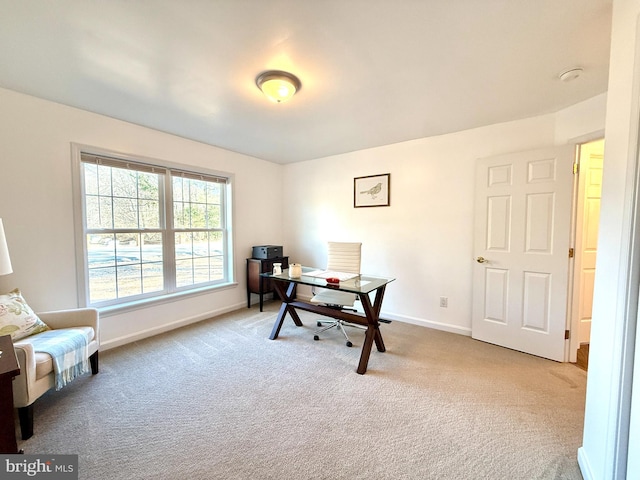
xmin=246 ymin=256 xmax=289 ymax=311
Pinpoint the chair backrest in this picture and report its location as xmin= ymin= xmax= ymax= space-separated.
xmin=326 ymin=242 xmax=361 ymax=274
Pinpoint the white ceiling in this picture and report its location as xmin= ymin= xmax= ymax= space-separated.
xmin=0 ymin=0 xmax=612 ymax=164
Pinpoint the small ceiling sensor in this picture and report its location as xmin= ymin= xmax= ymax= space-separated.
xmin=559 ymin=68 xmax=584 ymax=82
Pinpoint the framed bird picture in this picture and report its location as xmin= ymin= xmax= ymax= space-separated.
xmin=354 ymin=173 xmax=390 ymax=208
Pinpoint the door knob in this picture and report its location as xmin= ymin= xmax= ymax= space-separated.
xmin=476 ymin=256 xmax=488 ymax=264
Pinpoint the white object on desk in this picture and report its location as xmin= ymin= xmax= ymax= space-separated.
xmin=304 ymin=270 xmax=359 ymax=281
xmin=289 ymin=263 xmax=302 ymax=278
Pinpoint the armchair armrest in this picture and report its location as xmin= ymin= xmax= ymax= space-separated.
xmin=37 ymin=308 xmax=99 ymax=345
xmin=12 ymin=341 xmax=36 ymax=380
xmin=11 ymin=341 xmax=38 ymax=408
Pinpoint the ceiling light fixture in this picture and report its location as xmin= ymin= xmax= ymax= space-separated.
xmin=558 ymin=67 xmax=583 ymax=82
xmin=256 ymin=70 xmax=301 ymax=103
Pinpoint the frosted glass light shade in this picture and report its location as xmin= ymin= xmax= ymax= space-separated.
xmin=0 ymin=218 xmax=12 ymax=275
xmin=256 ymin=71 xmax=301 ymax=103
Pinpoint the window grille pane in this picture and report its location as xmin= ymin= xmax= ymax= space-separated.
xmin=142 ymin=263 xmax=164 ymax=293
xmin=191 ymin=203 xmax=207 ymax=228
xmin=86 ymin=196 xmax=114 ymax=229
xmin=211 ymin=257 xmax=224 ymax=281
xmin=87 ymin=234 xmax=116 ymax=263
xmin=173 ymin=176 xmax=184 ymax=202
xmin=88 ymin=267 xmax=117 ymax=304
xmin=85 ymin=196 xmax=100 ymax=228
xmin=138 ymin=171 xmax=159 ymax=199
xmin=175 ymin=232 xmax=194 ymax=259
xmin=193 ymin=257 xmax=211 ymax=284
xmin=175 ymin=258 xmax=194 ymax=288
xmin=207 ymin=182 xmax=221 ymax=204
xmin=99 ymin=197 xmax=114 ymax=229
xmin=84 ymin=164 xmax=99 ymax=195
xmin=117 ymin=264 xmax=142 ymax=298
xmin=97 ymin=165 xmax=112 ymax=196
xmin=209 ymin=231 xmax=223 ymax=255
xmin=190 ymin=180 xmax=205 ymax=203
xmin=112 ymin=198 xmax=137 ymax=229
xmin=112 ymin=168 xmax=138 ymax=198
xmin=140 ymin=200 xmax=160 ymax=228
xmin=141 ymin=233 xmax=163 ymax=262
xmin=174 ymin=202 xmax=186 ymax=229
xmin=207 ymin=205 xmax=221 ymax=229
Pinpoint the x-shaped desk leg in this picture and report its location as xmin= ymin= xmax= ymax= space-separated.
xmin=269 ymin=281 xmax=303 ymax=340
xmin=356 ymin=285 xmax=387 ymax=374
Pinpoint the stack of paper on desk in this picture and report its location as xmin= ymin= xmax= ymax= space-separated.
xmin=303 ymin=270 xmax=359 ymax=281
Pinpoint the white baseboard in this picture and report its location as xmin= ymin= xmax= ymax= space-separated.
xmin=101 ymin=301 xmax=246 ymax=350
xmin=382 ymin=312 xmax=472 ymax=336
xmin=296 ymin=293 xmax=471 ymax=336
xmin=101 ymin=299 xmax=471 ymax=351
xmin=577 ymin=447 xmax=594 ymax=480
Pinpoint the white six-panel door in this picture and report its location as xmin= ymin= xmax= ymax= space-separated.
xmin=472 ymin=146 xmax=575 ymax=361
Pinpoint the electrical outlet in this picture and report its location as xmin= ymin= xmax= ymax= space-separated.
xmin=439 ymin=296 xmax=448 ymax=308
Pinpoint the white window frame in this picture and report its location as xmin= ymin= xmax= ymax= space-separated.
xmin=71 ymin=144 xmax=235 ymax=312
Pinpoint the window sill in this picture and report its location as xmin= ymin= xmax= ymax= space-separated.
xmin=96 ymin=282 xmax=238 ymax=317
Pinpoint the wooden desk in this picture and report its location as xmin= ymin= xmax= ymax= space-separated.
xmin=0 ymin=334 xmax=20 ymax=453
xmin=265 ymin=267 xmax=395 ymax=375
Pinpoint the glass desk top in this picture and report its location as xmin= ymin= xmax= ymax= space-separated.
xmin=261 ymin=266 xmax=395 ymax=294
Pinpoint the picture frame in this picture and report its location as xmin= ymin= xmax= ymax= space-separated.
xmin=354 ymin=173 xmax=390 ymax=208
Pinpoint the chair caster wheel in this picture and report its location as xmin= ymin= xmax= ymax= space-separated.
xmin=346 ymin=341 xmax=353 ymax=347
xmin=317 ymin=321 xmax=322 ymax=327
xmin=314 ymin=335 xmax=320 ymax=341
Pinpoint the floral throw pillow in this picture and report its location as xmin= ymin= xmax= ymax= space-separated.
xmin=0 ymin=288 xmax=50 ymax=341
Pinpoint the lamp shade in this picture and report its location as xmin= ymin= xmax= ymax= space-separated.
xmin=256 ymin=71 xmax=301 ymax=103
xmin=0 ymin=218 xmax=13 ymax=275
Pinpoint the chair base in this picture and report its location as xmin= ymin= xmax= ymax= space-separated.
xmin=18 ymin=351 xmax=99 ymax=441
xmin=313 ymin=319 xmax=366 ymax=347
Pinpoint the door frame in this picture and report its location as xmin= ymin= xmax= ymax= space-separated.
xmin=564 ymin=132 xmax=604 ymax=363
xmin=567 ymin=138 xmax=605 ymax=363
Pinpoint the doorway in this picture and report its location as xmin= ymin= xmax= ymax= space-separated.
xmin=570 ymin=138 xmax=604 ymax=368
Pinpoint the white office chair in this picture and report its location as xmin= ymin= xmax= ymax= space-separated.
xmin=311 ymin=241 xmax=365 ymax=347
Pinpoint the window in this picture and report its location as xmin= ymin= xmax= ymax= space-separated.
xmin=74 ymin=149 xmax=233 ymax=309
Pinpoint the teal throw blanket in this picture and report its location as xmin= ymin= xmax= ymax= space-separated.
xmin=28 ymin=329 xmax=90 ymax=390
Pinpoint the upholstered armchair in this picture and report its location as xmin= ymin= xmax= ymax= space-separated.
xmin=12 ymin=308 xmax=100 ymax=440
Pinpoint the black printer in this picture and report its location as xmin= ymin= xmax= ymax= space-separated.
xmin=252 ymin=245 xmax=283 ymax=259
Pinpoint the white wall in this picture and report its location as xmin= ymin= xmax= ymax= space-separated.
xmin=579 ymin=0 xmax=640 ymax=478
xmin=0 ymin=87 xmax=284 ymax=348
xmin=283 ymin=97 xmax=605 ymax=335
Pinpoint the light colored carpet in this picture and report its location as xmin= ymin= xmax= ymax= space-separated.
xmin=18 ymin=302 xmax=586 ymax=479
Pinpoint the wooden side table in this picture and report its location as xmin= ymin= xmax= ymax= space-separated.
xmin=246 ymin=256 xmax=289 ymax=311
xmin=0 ymin=334 xmax=20 ymax=453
